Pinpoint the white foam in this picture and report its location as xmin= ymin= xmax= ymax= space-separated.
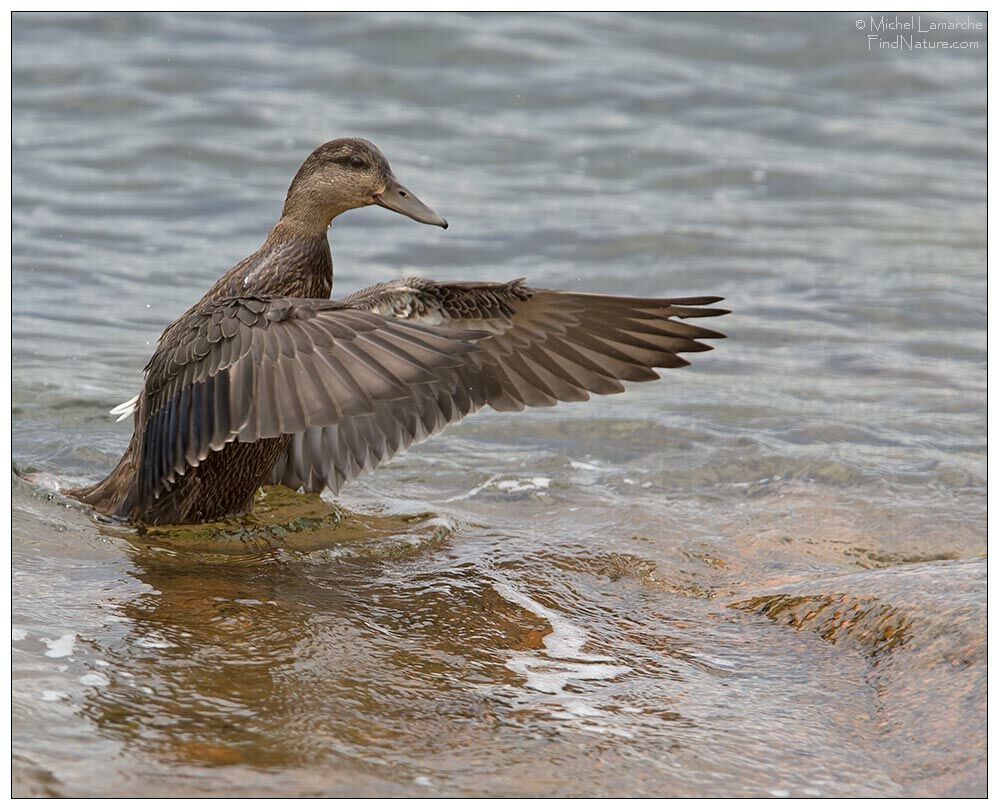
xmin=504 ymin=657 xmax=631 ymax=696
xmin=494 ymin=583 xmax=641 ymax=739
xmin=12 ymin=627 xmax=27 ymax=641
xmin=26 ymin=472 xmax=62 ymax=491
xmin=554 ymin=700 xmax=605 ymax=718
xmin=80 ymin=672 xmax=110 ymax=687
xmin=42 ymin=633 xmax=76 ymax=658
xmin=39 ymin=690 xmax=68 ymax=702
xmin=495 ymin=583 xmax=611 ymax=663
xmin=495 ymin=583 xmax=630 ymax=699
xmin=134 ymin=633 xmax=173 ymax=649
xmin=445 ymin=475 xmax=551 ymax=501
xmin=495 ymin=477 xmax=550 ymax=493
xmin=442 ymin=474 xmax=500 ymax=502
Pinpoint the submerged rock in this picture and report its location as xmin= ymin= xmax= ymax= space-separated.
xmin=732 ymin=558 xmax=986 ymax=797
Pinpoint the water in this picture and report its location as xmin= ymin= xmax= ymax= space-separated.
xmin=12 ymin=11 xmax=986 ymax=797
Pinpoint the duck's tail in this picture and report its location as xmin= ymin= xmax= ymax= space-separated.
xmin=109 ymin=393 xmax=139 ymax=422
xmin=63 ymin=434 xmax=138 ymax=518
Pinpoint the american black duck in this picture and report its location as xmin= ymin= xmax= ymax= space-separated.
xmin=67 ymin=138 xmax=728 ymax=525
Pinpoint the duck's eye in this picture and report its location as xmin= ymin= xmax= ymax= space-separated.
xmin=350 ymin=156 xmax=366 ymax=169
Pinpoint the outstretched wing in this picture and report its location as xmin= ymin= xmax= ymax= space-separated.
xmin=135 ymin=296 xmax=486 ymax=505
xmin=268 ymin=278 xmax=728 ymax=494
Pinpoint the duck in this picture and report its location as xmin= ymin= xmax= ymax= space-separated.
xmin=66 ymin=138 xmax=728 ymax=525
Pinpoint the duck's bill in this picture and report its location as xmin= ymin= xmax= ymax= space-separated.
xmin=374 ymin=176 xmax=448 ymax=229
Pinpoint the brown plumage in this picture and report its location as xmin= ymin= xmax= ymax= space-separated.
xmin=67 ymin=138 xmax=728 ymax=525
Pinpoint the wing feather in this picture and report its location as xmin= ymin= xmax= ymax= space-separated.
xmin=135 ymin=296 xmax=485 ymax=505
xmin=269 ymin=278 xmax=727 ymax=494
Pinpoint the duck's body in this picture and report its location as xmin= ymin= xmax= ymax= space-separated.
xmin=68 ymin=226 xmax=334 ymax=523
xmin=67 ymin=139 xmax=728 ymax=525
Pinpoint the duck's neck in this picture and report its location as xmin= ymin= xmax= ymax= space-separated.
xmin=263 ymin=190 xmax=347 ymax=297
xmin=269 ymin=216 xmax=332 ymax=242
xmin=276 ymin=184 xmax=354 ymax=238
xmin=260 ymin=223 xmax=335 ymax=299
xmin=273 ymin=211 xmax=334 ymax=239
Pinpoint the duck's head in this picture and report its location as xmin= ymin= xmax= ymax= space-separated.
xmin=281 ymin=138 xmax=447 ymax=233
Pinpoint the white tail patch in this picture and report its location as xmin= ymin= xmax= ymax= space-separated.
xmin=109 ymin=394 xmax=138 ymax=422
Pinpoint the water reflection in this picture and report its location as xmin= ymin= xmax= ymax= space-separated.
xmin=64 ymin=490 xmax=911 ymax=796
xmin=80 ymin=502 xmax=554 ymax=777
xmin=12 ymin=476 xmax=986 ymax=796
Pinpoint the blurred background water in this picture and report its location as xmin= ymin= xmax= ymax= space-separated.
xmin=12 ymin=11 xmax=986 ymax=797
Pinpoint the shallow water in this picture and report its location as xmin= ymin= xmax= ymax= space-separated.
xmin=12 ymin=11 xmax=986 ymax=797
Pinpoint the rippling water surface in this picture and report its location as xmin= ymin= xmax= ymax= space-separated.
xmin=12 ymin=12 xmax=986 ymax=797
